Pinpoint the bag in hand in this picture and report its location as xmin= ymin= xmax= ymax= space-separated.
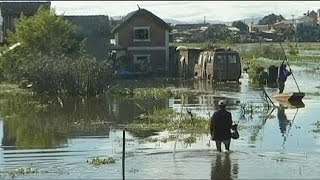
xmin=231 ymin=124 xmax=240 ymax=139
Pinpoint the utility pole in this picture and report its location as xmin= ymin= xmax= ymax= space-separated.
xmin=292 ymin=14 xmax=297 ymax=48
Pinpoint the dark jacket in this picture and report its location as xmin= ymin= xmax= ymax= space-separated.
xmin=210 ymin=109 xmax=233 ymax=141
xmin=278 ymin=64 xmax=291 ymax=82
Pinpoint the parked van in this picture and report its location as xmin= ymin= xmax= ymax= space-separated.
xmin=194 ymin=48 xmax=241 ymax=82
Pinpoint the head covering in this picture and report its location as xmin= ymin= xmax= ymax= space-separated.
xmin=218 ymin=100 xmax=226 ymax=106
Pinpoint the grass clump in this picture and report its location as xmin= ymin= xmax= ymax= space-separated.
xmin=128 ymin=108 xmax=210 ymax=142
xmin=0 ymin=167 xmax=39 ymax=178
xmin=87 ymin=156 xmax=116 ymax=165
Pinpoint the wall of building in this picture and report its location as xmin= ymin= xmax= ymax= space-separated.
xmin=65 ymin=15 xmax=110 ymax=61
xmin=116 ymin=14 xmax=166 ymax=47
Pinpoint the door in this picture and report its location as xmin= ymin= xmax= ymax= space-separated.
xmin=226 ymin=53 xmax=241 ymax=81
xmin=214 ymin=53 xmax=227 ymax=81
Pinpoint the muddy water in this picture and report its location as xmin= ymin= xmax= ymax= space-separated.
xmin=1 ymin=65 xmax=320 ymax=179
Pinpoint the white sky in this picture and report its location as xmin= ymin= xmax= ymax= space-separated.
xmin=50 ymin=1 xmax=320 ymax=22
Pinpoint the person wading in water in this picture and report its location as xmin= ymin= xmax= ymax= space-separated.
xmin=210 ymin=100 xmax=233 ymax=152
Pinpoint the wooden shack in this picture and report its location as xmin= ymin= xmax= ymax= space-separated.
xmin=176 ymin=46 xmax=203 ymax=78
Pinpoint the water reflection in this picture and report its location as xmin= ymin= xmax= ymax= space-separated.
xmin=0 ymin=94 xmax=166 ymax=149
xmin=277 ymin=105 xmax=290 ymax=137
xmin=277 ymin=105 xmax=301 ymax=148
xmin=193 ymin=80 xmax=241 ymax=93
xmin=211 ymin=153 xmax=238 ymax=180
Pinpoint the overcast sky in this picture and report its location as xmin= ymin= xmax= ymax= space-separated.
xmin=51 ymin=1 xmax=320 ymax=22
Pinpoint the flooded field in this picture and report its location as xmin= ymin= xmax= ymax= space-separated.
xmin=1 ymin=65 xmax=320 ymax=179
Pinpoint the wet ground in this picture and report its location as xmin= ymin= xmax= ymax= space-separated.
xmin=1 ymin=65 xmax=320 ymax=179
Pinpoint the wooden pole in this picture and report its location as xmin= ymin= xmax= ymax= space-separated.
xmin=122 ymin=129 xmax=125 ymax=180
xmin=279 ymin=42 xmax=301 ymax=92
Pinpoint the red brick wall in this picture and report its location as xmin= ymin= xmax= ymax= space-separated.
xmin=126 ymin=50 xmax=166 ymax=70
xmin=117 ymin=14 xmax=166 ymax=47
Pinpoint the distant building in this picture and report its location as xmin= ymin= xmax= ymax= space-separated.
xmin=296 ymin=15 xmax=314 ymax=24
xmin=272 ymin=20 xmax=293 ymax=33
xmin=249 ymin=24 xmax=270 ymax=33
xmin=0 ymin=1 xmax=51 ymax=40
xmin=228 ymin=26 xmax=240 ymax=34
xmin=309 ymin=10 xmax=318 ymax=23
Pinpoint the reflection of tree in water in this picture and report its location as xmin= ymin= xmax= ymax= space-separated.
xmin=0 ymin=94 xmax=147 ymax=149
xmin=238 ymin=102 xmax=275 ymax=142
xmin=211 ymin=153 xmax=238 ymax=180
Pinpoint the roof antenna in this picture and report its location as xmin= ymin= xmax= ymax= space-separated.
xmin=137 ymin=4 xmax=141 ymax=9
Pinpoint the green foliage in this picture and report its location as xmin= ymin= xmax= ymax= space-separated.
xmin=288 ymin=43 xmax=298 ymax=55
xmin=247 ymin=61 xmax=266 ymax=86
xmin=231 ymin=21 xmax=249 ymax=32
xmin=9 ymin=7 xmax=79 ymax=56
xmin=204 ymin=24 xmax=232 ymax=42
xmin=249 ymin=44 xmax=285 ymax=60
xmin=0 ymin=167 xmax=39 ymax=178
xmin=128 ymin=108 xmax=209 ymax=138
xmin=87 ymin=157 xmax=116 ymax=165
xmin=258 ymin=13 xmax=285 ymax=25
xmin=0 ymin=8 xmax=113 ymax=96
xmin=108 ymin=87 xmax=204 ymax=100
xmin=296 ymin=23 xmax=320 ymax=42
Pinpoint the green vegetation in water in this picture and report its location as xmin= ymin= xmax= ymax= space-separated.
xmin=306 ymin=92 xmax=320 ymax=96
xmin=0 ymin=83 xmax=33 ymax=97
xmin=87 ymin=156 xmax=116 ymax=165
xmin=128 ymin=108 xmax=209 ymax=146
xmin=313 ymin=121 xmax=320 ymax=133
xmin=0 ymin=167 xmax=39 ymax=178
xmin=108 ymin=87 xmax=205 ymax=100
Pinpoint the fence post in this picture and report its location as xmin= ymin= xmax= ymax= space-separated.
xmin=122 ymin=129 xmax=125 ymax=180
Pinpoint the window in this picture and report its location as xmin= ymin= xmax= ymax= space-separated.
xmin=134 ymin=55 xmax=150 ymax=64
xmin=228 ymin=54 xmax=237 ymax=64
xmin=134 ymin=55 xmax=151 ymax=72
xmin=134 ymin=27 xmax=150 ymax=41
xmin=216 ymin=55 xmax=225 ymax=63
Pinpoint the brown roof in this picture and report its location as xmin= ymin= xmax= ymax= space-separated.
xmin=111 ymin=8 xmax=171 ymax=34
xmin=310 ymin=10 xmax=317 ymax=16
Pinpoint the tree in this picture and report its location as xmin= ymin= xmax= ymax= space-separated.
xmin=296 ymin=23 xmax=320 ymax=42
xmin=8 ymin=7 xmax=79 ymax=56
xmin=204 ymin=24 xmax=232 ymax=42
xmin=231 ymin=21 xmax=249 ymax=32
xmin=258 ymin=13 xmax=285 ymax=25
xmin=0 ymin=8 xmax=113 ymax=96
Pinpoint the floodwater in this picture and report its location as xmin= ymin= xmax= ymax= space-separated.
xmin=1 ymin=65 xmax=320 ymax=179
